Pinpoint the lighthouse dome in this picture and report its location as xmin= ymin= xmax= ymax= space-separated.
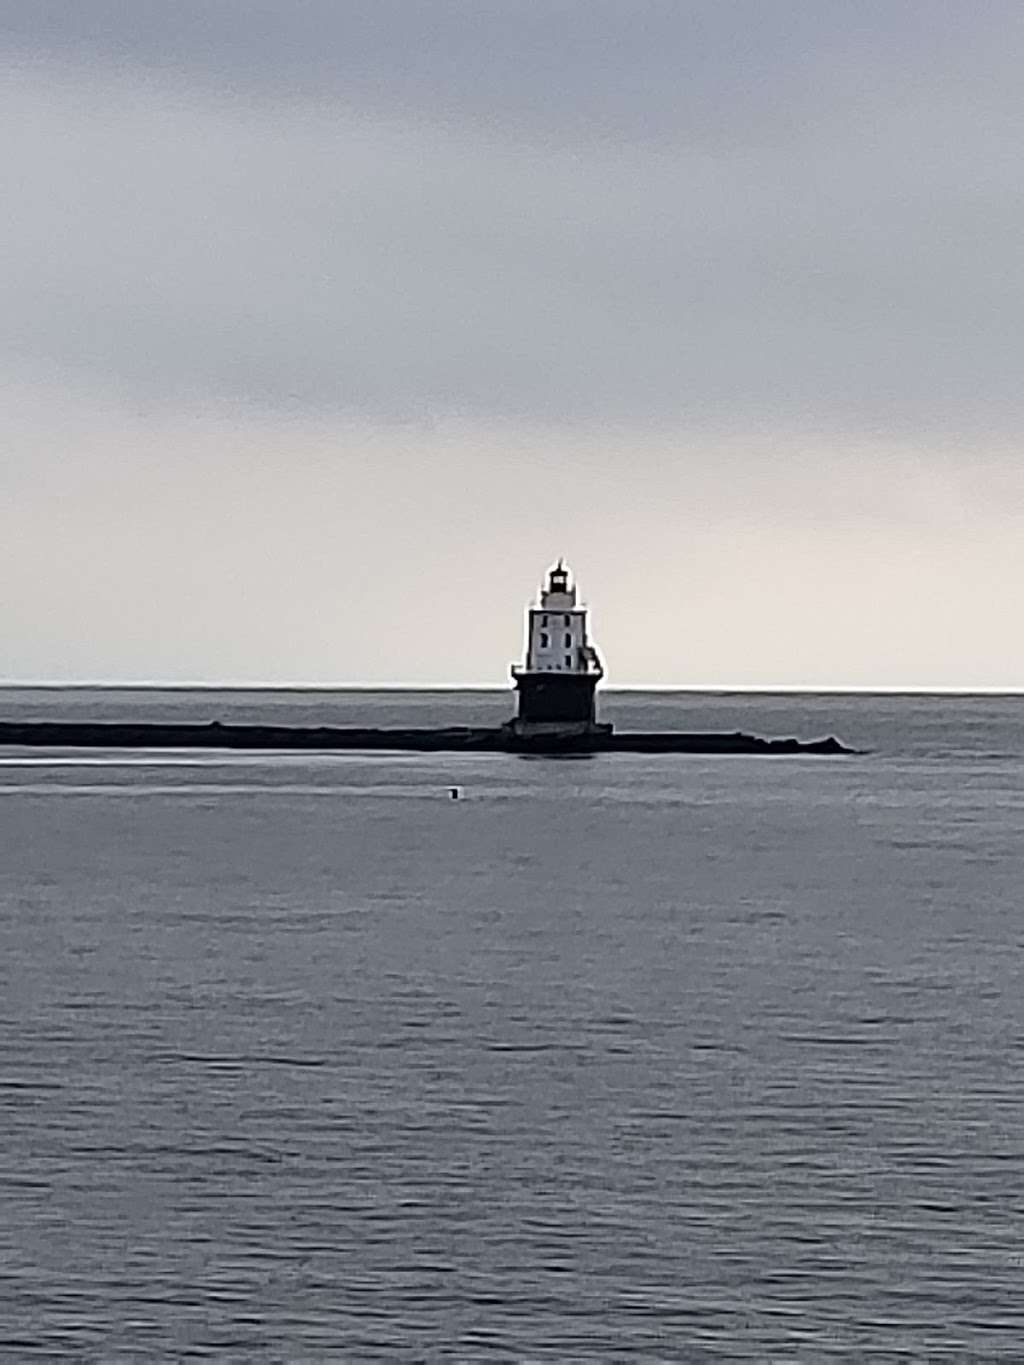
xmin=540 ymin=560 xmax=577 ymax=609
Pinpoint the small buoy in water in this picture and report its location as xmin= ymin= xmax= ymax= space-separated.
xmin=448 ymin=786 xmax=462 ymax=800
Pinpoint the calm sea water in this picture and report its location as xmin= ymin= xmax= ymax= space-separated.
xmin=1 ymin=689 xmax=1023 ymax=1358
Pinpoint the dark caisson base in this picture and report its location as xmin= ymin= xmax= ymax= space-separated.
xmin=512 ymin=671 xmax=600 ymax=726
xmin=0 ymin=720 xmax=855 ymax=755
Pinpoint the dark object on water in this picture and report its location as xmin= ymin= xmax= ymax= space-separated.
xmin=0 ymin=720 xmax=855 ymax=756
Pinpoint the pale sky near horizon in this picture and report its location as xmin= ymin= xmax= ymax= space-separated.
xmin=3 ymin=1 xmax=1024 ymax=687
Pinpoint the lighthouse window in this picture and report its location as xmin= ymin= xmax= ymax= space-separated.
xmin=565 ymin=654 xmax=572 ymax=667
xmin=541 ymin=615 xmax=548 ymax=626
xmin=564 ymin=614 xmax=570 ymax=625
xmin=540 ymin=631 xmax=549 ymax=647
xmin=564 ymin=632 xmax=572 ymax=647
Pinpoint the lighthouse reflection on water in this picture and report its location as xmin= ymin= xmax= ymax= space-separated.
xmin=510 ymin=561 xmax=612 ymax=744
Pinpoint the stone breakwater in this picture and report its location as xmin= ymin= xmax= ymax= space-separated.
xmin=0 ymin=721 xmax=855 ymax=756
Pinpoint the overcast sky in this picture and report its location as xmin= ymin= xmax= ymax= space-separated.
xmin=3 ymin=0 xmax=1024 ymax=686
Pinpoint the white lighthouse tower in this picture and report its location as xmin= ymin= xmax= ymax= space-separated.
xmin=510 ymin=561 xmax=608 ymax=739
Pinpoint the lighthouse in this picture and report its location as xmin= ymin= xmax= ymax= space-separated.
xmin=510 ymin=561 xmax=610 ymax=739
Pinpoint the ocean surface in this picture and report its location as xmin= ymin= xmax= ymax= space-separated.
xmin=1 ymin=688 xmax=1023 ymax=1359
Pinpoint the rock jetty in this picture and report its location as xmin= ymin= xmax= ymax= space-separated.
xmin=0 ymin=720 xmax=854 ymax=756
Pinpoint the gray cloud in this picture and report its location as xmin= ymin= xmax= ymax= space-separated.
xmin=2 ymin=3 xmax=1024 ymax=682
xmin=1 ymin=2 xmax=1023 ymax=434
xmin=4 ymin=2 xmax=1021 ymax=146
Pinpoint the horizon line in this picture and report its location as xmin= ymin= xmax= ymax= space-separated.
xmin=3 ymin=679 xmax=1024 ymax=697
